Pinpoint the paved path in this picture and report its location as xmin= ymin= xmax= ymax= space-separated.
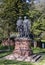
xmin=0 ymin=49 xmax=10 ymax=53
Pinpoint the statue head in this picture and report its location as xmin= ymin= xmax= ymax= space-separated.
xmin=24 ymin=16 xmax=27 ymax=19
xmin=19 ymin=16 xmax=22 ymax=19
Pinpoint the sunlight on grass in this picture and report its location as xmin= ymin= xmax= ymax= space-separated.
xmin=0 ymin=51 xmax=12 ymax=58
xmin=32 ymin=47 xmax=45 ymax=53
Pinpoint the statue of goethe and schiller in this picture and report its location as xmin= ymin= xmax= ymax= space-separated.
xmin=16 ymin=16 xmax=31 ymax=38
xmin=4 ymin=16 xmax=33 ymax=60
xmin=15 ymin=16 xmax=33 ymax=56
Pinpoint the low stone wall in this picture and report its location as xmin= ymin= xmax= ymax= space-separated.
xmin=2 ymin=38 xmax=15 ymax=46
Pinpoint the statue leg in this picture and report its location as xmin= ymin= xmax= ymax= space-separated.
xmin=25 ymin=31 xmax=26 ymax=37
xmin=19 ymin=28 xmax=22 ymax=37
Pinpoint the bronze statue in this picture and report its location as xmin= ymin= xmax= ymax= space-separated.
xmin=23 ymin=16 xmax=31 ymax=38
xmin=16 ymin=16 xmax=31 ymax=38
xmin=16 ymin=17 xmax=23 ymax=37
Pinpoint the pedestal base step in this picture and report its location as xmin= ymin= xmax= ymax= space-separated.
xmin=3 ymin=53 xmax=41 ymax=62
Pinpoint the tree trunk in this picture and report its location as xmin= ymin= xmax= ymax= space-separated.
xmin=8 ymin=29 xmax=10 ymax=50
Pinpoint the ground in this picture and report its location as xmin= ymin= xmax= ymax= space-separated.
xmin=0 ymin=46 xmax=45 ymax=65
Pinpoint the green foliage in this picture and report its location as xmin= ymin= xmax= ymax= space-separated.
xmin=0 ymin=45 xmax=8 ymax=50
xmin=31 ymin=21 xmax=42 ymax=36
xmin=0 ymin=51 xmax=12 ymax=58
xmin=0 ymin=0 xmax=45 ymax=41
xmin=0 ymin=45 xmax=14 ymax=51
xmin=32 ymin=47 xmax=45 ymax=53
xmin=30 ymin=10 xmax=45 ymax=41
xmin=0 ymin=60 xmax=33 ymax=65
xmin=0 ymin=0 xmax=30 ymax=40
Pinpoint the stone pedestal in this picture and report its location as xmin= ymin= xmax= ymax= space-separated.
xmin=13 ymin=38 xmax=33 ymax=56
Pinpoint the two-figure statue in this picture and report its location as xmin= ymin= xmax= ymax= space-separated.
xmin=16 ymin=16 xmax=31 ymax=38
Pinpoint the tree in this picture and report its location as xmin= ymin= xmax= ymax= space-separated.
xmin=0 ymin=0 xmax=45 ymax=48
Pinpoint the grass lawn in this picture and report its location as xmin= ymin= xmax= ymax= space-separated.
xmin=0 ymin=47 xmax=45 ymax=65
xmin=0 ymin=55 xmax=45 ymax=65
xmin=0 ymin=60 xmax=33 ymax=65
xmin=34 ymin=54 xmax=45 ymax=65
xmin=0 ymin=51 xmax=12 ymax=58
xmin=32 ymin=47 xmax=45 ymax=53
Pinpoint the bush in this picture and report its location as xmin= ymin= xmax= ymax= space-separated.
xmin=0 ymin=44 xmax=14 ymax=51
xmin=0 ymin=45 xmax=9 ymax=50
